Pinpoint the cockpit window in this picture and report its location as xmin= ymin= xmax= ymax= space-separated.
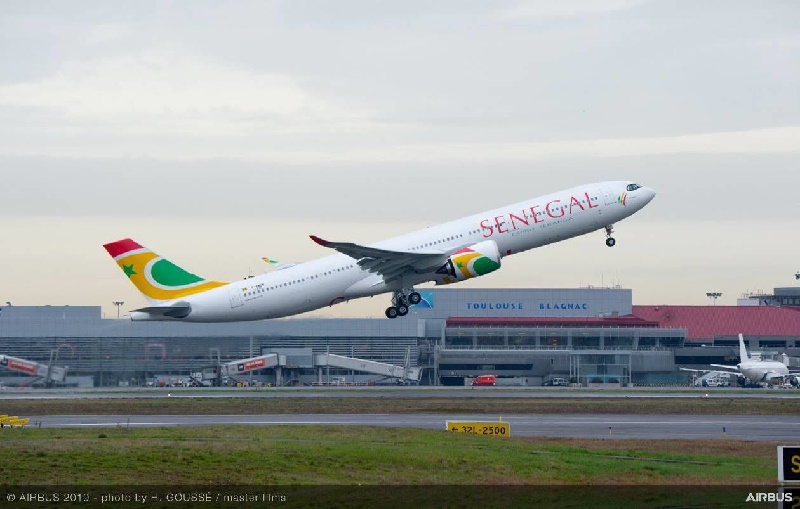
xmin=626 ymin=183 xmax=642 ymax=191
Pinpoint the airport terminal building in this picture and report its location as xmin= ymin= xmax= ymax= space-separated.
xmin=1 ymin=287 xmax=798 ymax=387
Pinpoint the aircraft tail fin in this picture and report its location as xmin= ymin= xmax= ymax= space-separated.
xmin=738 ymin=333 xmax=749 ymax=362
xmin=103 ymin=239 xmax=227 ymax=305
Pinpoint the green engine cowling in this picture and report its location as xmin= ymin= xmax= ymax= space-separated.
xmin=434 ymin=240 xmax=502 ymax=285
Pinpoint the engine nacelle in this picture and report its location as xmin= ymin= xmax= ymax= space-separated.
xmin=435 ymin=240 xmax=502 ymax=285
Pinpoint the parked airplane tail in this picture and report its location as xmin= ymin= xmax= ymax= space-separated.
xmin=738 ymin=333 xmax=749 ymax=362
xmin=103 ymin=239 xmax=228 ymax=305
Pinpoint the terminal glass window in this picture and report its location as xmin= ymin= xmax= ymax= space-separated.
xmin=638 ymin=337 xmax=656 ymax=348
xmin=572 ymin=336 xmax=600 ymax=349
xmin=509 ymin=333 xmax=536 ymax=347
xmin=605 ymin=335 xmax=634 ymax=348
xmin=445 ymin=333 xmax=473 ymax=348
xmin=759 ymin=340 xmax=787 ymax=348
xmin=660 ymin=336 xmax=682 ymax=348
xmin=477 ymin=334 xmax=504 ymax=347
xmin=544 ymin=334 xmax=566 ymax=347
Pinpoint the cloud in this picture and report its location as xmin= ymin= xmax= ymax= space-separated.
xmin=0 ymin=123 xmax=795 ymax=165
xmin=83 ymin=23 xmax=135 ymax=45
xmin=497 ymin=0 xmax=647 ymax=20
xmin=0 ymin=50 xmax=372 ymax=137
xmin=295 ymin=126 xmax=800 ymax=164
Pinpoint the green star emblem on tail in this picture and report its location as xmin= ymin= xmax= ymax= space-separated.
xmin=122 ymin=264 xmax=137 ymax=278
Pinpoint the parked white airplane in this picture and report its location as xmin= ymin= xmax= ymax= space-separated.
xmin=104 ymin=181 xmax=655 ymax=322
xmin=683 ymin=334 xmax=799 ymax=386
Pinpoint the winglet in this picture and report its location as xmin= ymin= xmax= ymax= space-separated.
xmin=310 ymin=235 xmax=330 ymax=247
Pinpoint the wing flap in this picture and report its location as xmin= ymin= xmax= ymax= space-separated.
xmin=310 ymin=235 xmax=448 ymax=281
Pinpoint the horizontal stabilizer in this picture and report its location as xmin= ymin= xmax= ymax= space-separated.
xmin=261 ymin=257 xmax=297 ymax=271
xmin=131 ymin=304 xmax=192 ymax=319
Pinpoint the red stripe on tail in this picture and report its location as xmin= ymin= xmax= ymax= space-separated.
xmin=103 ymin=238 xmax=144 ymax=258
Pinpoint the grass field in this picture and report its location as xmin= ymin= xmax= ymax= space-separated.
xmin=0 ymin=425 xmax=776 ymax=485
xmin=1 ymin=395 xmax=788 ymax=507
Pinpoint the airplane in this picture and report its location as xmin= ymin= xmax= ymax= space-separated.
xmin=103 ymin=181 xmax=655 ymax=322
xmin=682 ymin=334 xmax=800 ymax=386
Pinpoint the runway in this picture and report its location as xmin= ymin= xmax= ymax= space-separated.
xmin=29 ymin=413 xmax=800 ymax=441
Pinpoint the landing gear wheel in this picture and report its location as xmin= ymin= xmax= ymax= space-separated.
xmin=604 ymin=224 xmax=616 ymax=247
xmin=408 ymin=292 xmax=422 ymax=305
xmin=385 ymin=307 xmax=399 ymax=319
xmin=397 ymin=305 xmax=409 ymax=316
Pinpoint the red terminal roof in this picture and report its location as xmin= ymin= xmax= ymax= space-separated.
xmin=632 ymin=305 xmax=800 ymax=340
xmin=446 ymin=316 xmax=660 ymax=328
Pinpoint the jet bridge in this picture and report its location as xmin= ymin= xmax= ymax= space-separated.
xmin=782 ymin=354 xmax=800 ymax=369
xmin=0 ymin=354 xmax=68 ymax=384
xmin=214 ymin=349 xmax=420 ymax=384
xmin=314 ymin=352 xmax=421 ymax=382
xmin=220 ymin=354 xmax=280 ymax=377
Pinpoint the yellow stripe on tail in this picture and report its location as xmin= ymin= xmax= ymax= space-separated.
xmin=103 ymin=239 xmax=227 ymax=304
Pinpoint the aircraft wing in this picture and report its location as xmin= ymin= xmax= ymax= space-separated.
xmin=310 ymin=235 xmax=447 ymax=282
xmin=709 ymin=364 xmax=739 ymax=371
xmin=679 ymin=367 xmax=742 ymax=377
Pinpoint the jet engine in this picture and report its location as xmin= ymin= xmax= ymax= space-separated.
xmin=435 ymin=240 xmax=502 ymax=285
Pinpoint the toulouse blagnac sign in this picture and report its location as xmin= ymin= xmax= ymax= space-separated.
xmin=465 ymin=302 xmax=589 ymax=312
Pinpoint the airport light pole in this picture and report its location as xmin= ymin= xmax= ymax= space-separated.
xmin=112 ymin=301 xmax=124 ymax=319
xmin=705 ymin=292 xmax=722 ymax=306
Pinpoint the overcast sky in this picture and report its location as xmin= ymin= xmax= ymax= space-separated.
xmin=1 ymin=0 xmax=798 ymax=318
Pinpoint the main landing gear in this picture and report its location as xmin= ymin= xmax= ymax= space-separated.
xmin=604 ymin=225 xmax=616 ymax=247
xmin=385 ymin=289 xmax=422 ymax=319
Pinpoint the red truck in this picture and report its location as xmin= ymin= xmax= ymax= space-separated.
xmin=471 ymin=375 xmax=497 ymax=386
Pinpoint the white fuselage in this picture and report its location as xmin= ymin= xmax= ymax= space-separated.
xmin=133 ymin=181 xmax=654 ymax=321
xmin=739 ymin=360 xmax=790 ymax=384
